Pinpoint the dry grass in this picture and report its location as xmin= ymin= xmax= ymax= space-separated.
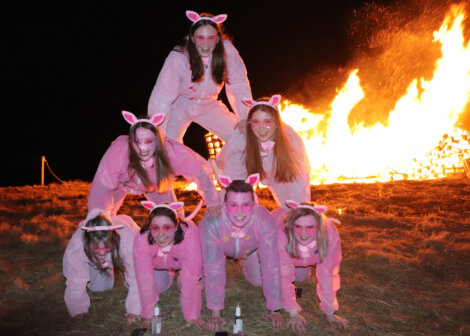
xmin=0 ymin=178 xmax=469 ymax=336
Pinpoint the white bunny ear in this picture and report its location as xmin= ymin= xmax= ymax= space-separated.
xmin=285 ymin=200 xmax=300 ymax=209
xmin=218 ymin=175 xmax=232 ymax=188
xmin=122 ymin=111 xmax=138 ymax=125
xmin=169 ymin=202 xmax=184 ymax=211
xmin=268 ymin=94 xmax=282 ymax=107
xmin=141 ymin=201 xmax=157 ymax=211
xmin=313 ymin=205 xmax=327 ymax=213
xmin=245 ymin=173 xmax=260 ymax=187
xmin=150 ymin=113 xmax=165 ymax=126
xmin=242 ymin=98 xmax=256 ymax=107
xmin=186 ymin=10 xmax=200 ymax=22
xmin=212 ymin=14 xmax=227 ymax=24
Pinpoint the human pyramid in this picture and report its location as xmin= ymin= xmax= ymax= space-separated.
xmin=63 ymin=10 xmax=349 ymax=334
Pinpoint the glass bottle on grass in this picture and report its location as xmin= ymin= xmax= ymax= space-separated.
xmin=152 ymin=302 xmax=162 ymax=335
xmin=233 ymin=304 xmax=243 ymax=336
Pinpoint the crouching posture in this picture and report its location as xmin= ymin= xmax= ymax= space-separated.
xmin=199 ymin=174 xmax=284 ymax=332
xmin=63 ymin=210 xmax=140 ymax=323
xmin=133 ymin=201 xmax=206 ymax=329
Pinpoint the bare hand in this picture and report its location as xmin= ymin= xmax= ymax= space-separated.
xmin=186 ymin=319 xmax=207 ymax=329
xmin=264 ymin=311 xmax=285 ymax=330
xmin=126 ymin=313 xmax=140 ymax=325
xmin=71 ymin=313 xmax=87 ymax=320
xmin=326 ymin=313 xmax=349 ymax=329
xmin=287 ymin=313 xmax=307 ymax=334
xmin=235 ymin=120 xmax=247 ymax=134
xmin=207 ymin=205 xmax=222 ymax=217
xmin=206 ymin=311 xmax=226 ymax=332
xmin=141 ymin=318 xmax=152 ymax=329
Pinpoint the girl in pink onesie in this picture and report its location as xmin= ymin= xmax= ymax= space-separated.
xmin=133 ymin=201 xmax=206 ymax=329
xmin=147 ymin=10 xmax=252 ymax=142
xmin=199 ymin=174 xmax=284 ymax=332
xmin=215 ymin=95 xmax=311 ymax=209
xmin=87 ymin=111 xmax=220 ymax=218
xmin=278 ymin=200 xmax=349 ymax=332
xmin=63 ymin=209 xmax=141 ymax=324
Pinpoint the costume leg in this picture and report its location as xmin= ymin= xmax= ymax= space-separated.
xmin=165 ymin=99 xmax=192 ymax=143
xmin=110 ymin=187 xmax=127 ymax=217
xmin=294 ymin=266 xmax=311 ymax=283
xmin=87 ymin=265 xmax=115 ymax=292
xmin=241 ymin=251 xmax=262 ymax=287
xmin=194 ymin=101 xmax=236 ymax=141
xmin=154 ymin=269 xmax=176 ymax=293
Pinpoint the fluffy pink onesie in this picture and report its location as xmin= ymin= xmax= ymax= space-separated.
xmin=278 ymin=218 xmax=342 ymax=315
xmin=147 ymin=40 xmax=252 ymax=142
xmin=88 ymin=135 xmax=220 ymax=216
xmin=133 ymin=221 xmax=202 ymax=320
xmin=199 ymin=204 xmax=282 ymax=312
xmin=63 ymin=215 xmax=140 ymax=317
xmin=217 ymin=125 xmax=311 ymax=208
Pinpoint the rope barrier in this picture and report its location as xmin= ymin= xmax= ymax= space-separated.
xmin=41 ymin=156 xmax=66 ymax=185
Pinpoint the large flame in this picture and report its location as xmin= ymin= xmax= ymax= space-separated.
xmin=280 ymin=3 xmax=470 ymax=184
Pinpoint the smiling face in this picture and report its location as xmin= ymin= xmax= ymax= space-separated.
xmin=248 ymin=110 xmax=277 ymax=142
xmin=89 ymin=241 xmax=111 ymax=266
xmin=292 ymin=215 xmax=318 ymax=245
xmin=149 ymin=215 xmax=177 ymax=247
xmin=192 ymin=24 xmax=219 ymax=58
xmin=224 ymin=191 xmax=254 ymax=228
xmin=132 ymin=126 xmax=157 ymax=162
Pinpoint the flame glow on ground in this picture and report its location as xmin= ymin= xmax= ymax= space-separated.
xmin=280 ymin=3 xmax=470 ymax=185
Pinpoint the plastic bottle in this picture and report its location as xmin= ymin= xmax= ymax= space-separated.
xmin=152 ymin=302 xmax=162 ymax=335
xmin=233 ymin=304 xmax=243 ymax=336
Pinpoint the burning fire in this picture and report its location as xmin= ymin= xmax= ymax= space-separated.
xmin=280 ymin=3 xmax=470 ymax=184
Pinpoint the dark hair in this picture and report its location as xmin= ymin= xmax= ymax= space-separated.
xmin=82 ymin=215 xmax=123 ymax=271
xmin=175 ymin=13 xmax=228 ymax=84
xmin=128 ymin=121 xmax=174 ymax=193
xmin=245 ymin=100 xmax=300 ymax=182
xmin=223 ymin=180 xmax=255 ymax=202
xmin=140 ymin=206 xmax=187 ymax=245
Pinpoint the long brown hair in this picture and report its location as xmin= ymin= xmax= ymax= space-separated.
xmin=175 ymin=13 xmax=228 ymax=84
xmin=245 ymin=101 xmax=300 ymax=182
xmin=284 ymin=206 xmax=329 ymax=262
xmin=82 ymin=215 xmax=123 ymax=271
xmin=128 ymin=122 xmax=174 ymax=193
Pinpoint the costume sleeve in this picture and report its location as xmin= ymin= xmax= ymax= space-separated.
xmin=148 ymin=51 xmax=185 ymax=123
xmin=277 ymin=229 xmax=301 ymax=312
xmin=63 ymin=228 xmax=91 ymax=316
xmin=133 ymin=232 xmax=159 ymax=319
xmin=114 ymin=215 xmax=141 ymax=316
xmin=165 ymin=139 xmax=220 ymax=207
xmin=315 ymin=220 xmax=342 ymax=315
xmin=178 ymin=222 xmax=203 ymax=320
xmin=223 ymin=41 xmax=252 ymax=121
xmin=199 ymin=215 xmax=226 ymax=311
xmin=256 ymin=208 xmax=283 ymax=311
xmin=87 ymin=136 xmax=129 ymax=215
xmin=215 ymin=129 xmax=247 ymax=180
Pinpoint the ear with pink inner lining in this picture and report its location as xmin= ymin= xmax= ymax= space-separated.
xmin=122 ymin=111 xmax=138 ymax=125
xmin=242 ymin=98 xmax=256 ymax=107
xmin=268 ymin=94 xmax=282 ymax=107
xmin=186 ymin=10 xmax=200 ymax=22
xmin=141 ymin=201 xmax=156 ymax=211
xmin=169 ymin=202 xmax=184 ymax=211
xmin=218 ymin=175 xmax=232 ymax=188
xmin=285 ymin=200 xmax=300 ymax=209
xmin=313 ymin=205 xmax=327 ymax=213
xmin=212 ymin=14 xmax=227 ymax=24
xmin=245 ymin=173 xmax=260 ymax=187
xmin=150 ymin=113 xmax=165 ymax=126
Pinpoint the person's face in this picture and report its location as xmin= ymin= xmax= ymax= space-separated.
xmin=192 ymin=24 xmax=219 ymax=58
xmin=292 ymin=215 xmax=318 ymax=245
xmin=149 ymin=215 xmax=177 ymax=247
xmin=90 ymin=241 xmax=111 ymax=265
xmin=224 ymin=191 xmax=254 ymax=228
xmin=132 ymin=127 xmax=157 ymax=162
xmin=249 ymin=110 xmax=276 ymax=142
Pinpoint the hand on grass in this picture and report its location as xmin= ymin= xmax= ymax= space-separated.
xmin=141 ymin=318 xmax=152 ymax=329
xmin=186 ymin=318 xmax=207 ymax=329
xmin=206 ymin=310 xmax=226 ymax=332
xmin=72 ymin=313 xmax=88 ymax=320
xmin=326 ymin=313 xmax=349 ymax=329
xmin=126 ymin=313 xmax=140 ymax=325
xmin=287 ymin=312 xmax=307 ymax=334
xmin=264 ymin=310 xmax=285 ymax=330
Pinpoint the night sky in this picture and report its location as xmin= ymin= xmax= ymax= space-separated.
xmin=5 ymin=1 xmax=390 ymax=187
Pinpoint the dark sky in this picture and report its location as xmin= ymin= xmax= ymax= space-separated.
xmin=5 ymin=1 xmax=381 ymax=187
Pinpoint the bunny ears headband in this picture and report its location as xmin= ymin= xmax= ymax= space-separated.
xmin=186 ymin=10 xmax=227 ymax=25
xmin=285 ymin=200 xmax=341 ymax=225
xmin=81 ymin=209 xmax=124 ymax=232
xmin=122 ymin=111 xmax=165 ymax=128
xmin=141 ymin=200 xmax=204 ymax=222
xmin=242 ymin=95 xmax=281 ymax=109
xmin=218 ymin=173 xmax=260 ymax=189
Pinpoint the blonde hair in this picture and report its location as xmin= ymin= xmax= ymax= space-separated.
xmin=284 ymin=206 xmax=329 ymax=262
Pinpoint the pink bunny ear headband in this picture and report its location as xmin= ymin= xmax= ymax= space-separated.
xmin=186 ymin=10 xmax=227 ymax=24
xmin=218 ymin=173 xmax=260 ymax=189
xmin=81 ymin=209 xmax=124 ymax=232
xmin=242 ymin=94 xmax=282 ymax=109
xmin=285 ymin=200 xmax=342 ymax=225
xmin=122 ymin=111 xmax=165 ymax=128
xmin=141 ymin=200 xmax=204 ymax=222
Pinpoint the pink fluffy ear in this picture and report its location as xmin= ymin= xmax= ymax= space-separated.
xmin=141 ymin=201 xmax=156 ymax=211
xmin=169 ymin=202 xmax=184 ymax=211
xmin=150 ymin=113 xmax=165 ymax=126
xmin=122 ymin=111 xmax=138 ymax=125
xmin=313 ymin=205 xmax=327 ymax=213
xmin=245 ymin=173 xmax=260 ymax=187
xmin=186 ymin=10 xmax=200 ymax=22
xmin=212 ymin=14 xmax=227 ymax=24
xmin=285 ymin=200 xmax=299 ymax=209
xmin=218 ymin=175 xmax=232 ymax=188
xmin=242 ymin=98 xmax=256 ymax=107
xmin=268 ymin=94 xmax=282 ymax=107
